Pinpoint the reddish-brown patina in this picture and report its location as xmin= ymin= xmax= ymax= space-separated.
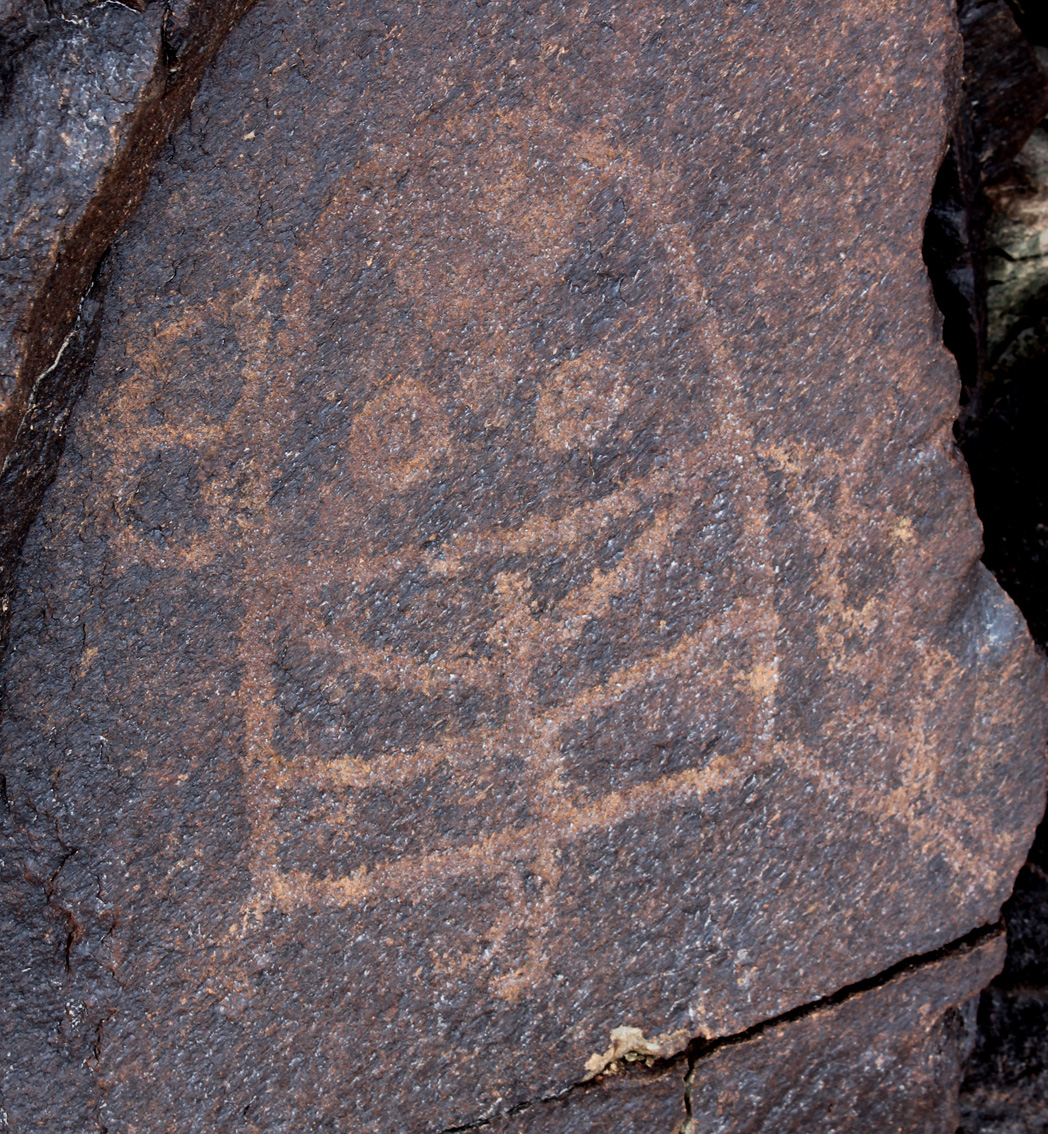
xmin=0 ymin=0 xmax=1044 ymax=1130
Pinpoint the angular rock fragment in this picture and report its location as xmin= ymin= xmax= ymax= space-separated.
xmin=923 ymin=0 xmax=1048 ymax=421
xmin=927 ymin=17 xmax=1048 ymax=1130
xmin=688 ymin=931 xmax=1003 ymax=1134
xmin=984 ymin=100 xmax=1048 ymax=368
xmin=1 ymin=0 xmax=1045 ymax=1131
xmin=957 ymin=0 xmax=1048 ymax=183
xmin=964 ymin=81 xmax=1048 ymax=643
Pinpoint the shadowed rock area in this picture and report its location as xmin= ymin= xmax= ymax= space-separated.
xmin=1 ymin=0 xmax=1045 ymax=1130
xmin=924 ymin=2 xmax=1048 ymax=1128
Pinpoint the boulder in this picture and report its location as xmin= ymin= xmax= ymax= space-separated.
xmin=1 ymin=0 xmax=1044 ymax=1129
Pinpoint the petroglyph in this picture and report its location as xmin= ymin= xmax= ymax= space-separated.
xmin=1 ymin=1 xmax=1044 ymax=1131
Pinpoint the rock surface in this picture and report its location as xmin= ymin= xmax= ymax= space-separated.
xmin=688 ymin=931 xmax=1003 ymax=1134
xmin=961 ymin=908 xmax=1048 ymax=1132
xmin=983 ymin=66 xmax=1048 ymax=365
xmin=483 ymin=931 xmax=1003 ymax=1134
xmin=0 ymin=0 xmax=254 ymax=644
xmin=957 ymin=0 xmax=1048 ymax=183
xmin=953 ymin=26 xmax=1048 ymax=1134
xmin=483 ymin=1062 xmax=687 ymax=1133
xmin=923 ymin=0 xmax=1048 ymax=424
xmin=1 ymin=0 xmax=1045 ymax=1131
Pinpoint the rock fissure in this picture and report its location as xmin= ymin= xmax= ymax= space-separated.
xmin=683 ymin=923 xmax=1004 ymax=1071
xmin=436 ymin=925 xmax=1004 ymax=1134
xmin=44 ymin=846 xmax=82 ymax=974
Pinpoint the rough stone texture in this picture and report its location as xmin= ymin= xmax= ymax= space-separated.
xmin=983 ymin=61 xmax=1048 ymax=366
xmin=961 ymin=919 xmax=1048 ymax=1132
xmin=955 ymin=36 xmax=1048 ymax=1132
xmin=1 ymin=0 xmax=1045 ymax=1131
xmin=478 ymin=933 xmax=1002 ymax=1134
xmin=0 ymin=0 xmax=255 ymax=644
xmin=923 ymin=0 xmax=1048 ymax=425
xmin=963 ymin=273 xmax=1048 ymax=647
xmin=961 ymin=985 xmax=1048 ymax=1134
xmin=959 ymin=0 xmax=1048 ymax=183
xmin=483 ymin=1063 xmax=687 ymax=1133
xmin=688 ymin=931 xmax=1004 ymax=1134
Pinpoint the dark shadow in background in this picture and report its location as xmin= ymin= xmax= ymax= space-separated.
xmin=924 ymin=1 xmax=1048 ymax=1127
